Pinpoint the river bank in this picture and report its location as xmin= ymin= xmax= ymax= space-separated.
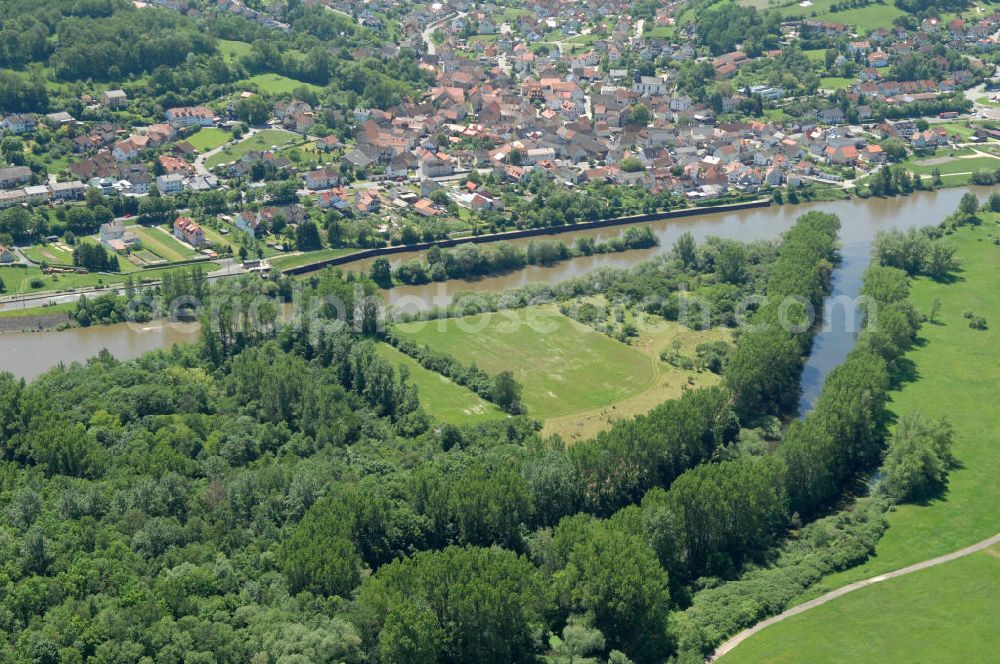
xmin=0 ymin=186 xmax=990 ymax=380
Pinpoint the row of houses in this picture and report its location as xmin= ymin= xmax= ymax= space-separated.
xmin=0 ymin=181 xmax=85 ymax=209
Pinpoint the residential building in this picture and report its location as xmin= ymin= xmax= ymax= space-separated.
xmin=156 ymin=173 xmax=185 ymax=195
xmin=173 ymin=216 xmax=206 ymax=247
xmin=165 ymin=106 xmax=216 ymax=127
xmin=102 ymin=90 xmax=128 ymax=108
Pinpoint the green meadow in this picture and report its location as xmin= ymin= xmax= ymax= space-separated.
xmin=238 ymin=73 xmax=324 ymax=96
xmin=205 ymin=129 xmax=300 ymax=168
xmin=722 ymin=546 xmax=1000 ymax=664
xmin=186 ymin=128 xmax=233 ymax=152
xmin=392 ymin=306 xmax=656 ymax=420
xmin=722 ymin=222 xmax=1000 ymax=660
xmin=376 ymin=343 xmax=506 ymax=425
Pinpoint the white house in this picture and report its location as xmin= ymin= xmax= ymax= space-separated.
xmin=156 ymin=173 xmax=184 ymax=195
xmin=165 ymin=106 xmax=216 ymax=127
xmin=633 ymin=75 xmax=668 ymax=96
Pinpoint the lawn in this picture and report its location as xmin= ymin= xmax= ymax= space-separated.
xmin=238 ymin=73 xmax=323 ymax=96
xmin=819 ymin=77 xmax=854 ymax=91
xmin=186 ymin=128 xmax=233 ymax=152
xmin=129 ymin=226 xmax=199 ymax=262
xmin=376 ymin=343 xmax=506 ymax=425
xmin=272 ymin=248 xmax=356 ymax=271
xmin=0 ymin=262 xmax=217 ymax=296
xmin=723 ymin=222 xmax=1000 ymax=659
xmin=21 ymin=243 xmax=74 ymax=266
xmin=905 ymin=154 xmax=1000 ymax=176
xmin=205 ymin=129 xmax=300 ymax=168
xmin=722 ymin=546 xmax=1000 ymax=663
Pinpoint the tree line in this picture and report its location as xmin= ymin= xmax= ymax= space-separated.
xmin=0 ymin=215 xmax=953 ymax=664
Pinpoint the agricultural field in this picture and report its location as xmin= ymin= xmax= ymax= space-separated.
xmin=722 ymin=546 xmax=1000 ymax=664
xmin=205 ymin=129 xmax=300 ymax=168
xmin=723 ymin=223 xmax=1000 ymax=659
xmin=393 ymin=304 xmax=726 ymax=440
xmin=238 ymin=73 xmax=323 ymax=95
xmin=186 ymin=128 xmax=233 ymax=152
xmin=375 ymin=343 xmax=506 ymax=425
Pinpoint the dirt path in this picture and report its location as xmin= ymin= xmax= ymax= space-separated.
xmin=708 ymin=531 xmax=1000 ymax=662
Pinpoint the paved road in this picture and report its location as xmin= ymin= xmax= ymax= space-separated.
xmin=708 ymin=531 xmax=1000 ymax=662
xmin=193 ymin=127 xmax=260 ymax=175
xmin=422 ymin=12 xmax=464 ymax=56
xmin=0 ymin=257 xmax=244 ymax=312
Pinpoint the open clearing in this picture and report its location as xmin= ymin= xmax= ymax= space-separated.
xmin=722 ymin=222 xmax=1000 ymax=659
xmin=206 ymin=129 xmax=299 ymax=168
xmin=376 ymin=343 xmax=505 ymax=425
xmin=186 ymin=128 xmax=233 ymax=152
xmin=772 ymin=0 xmax=905 ymax=30
xmin=721 ymin=545 xmax=1000 ymax=663
xmin=238 ymin=73 xmax=323 ymax=95
xmin=393 ymin=305 xmax=726 ymax=439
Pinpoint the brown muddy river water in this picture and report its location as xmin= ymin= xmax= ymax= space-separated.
xmin=0 ymin=187 xmax=988 ymax=386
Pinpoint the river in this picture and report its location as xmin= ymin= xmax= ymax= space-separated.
xmin=0 ymin=187 xmax=985 ymax=384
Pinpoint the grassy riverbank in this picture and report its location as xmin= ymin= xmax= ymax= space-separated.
xmin=722 ymin=545 xmax=1000 ymax=664
xmin=721 ymin=222 xmax=1000 ymax=661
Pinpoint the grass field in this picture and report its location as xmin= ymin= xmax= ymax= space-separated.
xmin=376 ymin=343 xmax=505 ymax=425
xmin=933 ymin=121 xmax=977 ymax=140
xmin=723 ymin=222 xmax=1000 ymax=659
xmin=775 ymin=0 xmax=904 ymax=30
xmin=393 ymin=306 xmax=655 ymax=421
xmin=0 ymin=262 xmax=219 ymax=296
xmin=905 ymin=153 xmax=1000 ymax=176
xmin=272 ymin=248 xmax=355 ymax=271
xmin=238 ymin=73 xmax=323 ymax=95
xmin=722 ymin=546 xmax=1000 ymax=663
xmin=217 ymin=39 xmax=253 ymax=61
xmin=129 ymin=226 xmax=199 ymax=262
xmin=21 ymin=243 xmax=74 ymax=266
xmin=802 ymin=49 xmax=827 ymax=64
xmin=206 ymin=129 xmax=299 ymax=168
xmin=393 ymin=305 xmax=725 ymax=439
xmin=819 ymin=77 xmax=854 ymax=91
xmin=186 ymin=128 xmax=233 ymax=152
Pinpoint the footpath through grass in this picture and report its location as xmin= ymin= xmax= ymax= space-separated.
xmin=722 ymin=545 xmax=1000 ymax=664
xmin=722 ymin=221 xmax=1000 ymax=660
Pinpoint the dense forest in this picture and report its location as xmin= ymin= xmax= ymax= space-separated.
xmin=0 ymin=214 xmax=955 ymax=663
